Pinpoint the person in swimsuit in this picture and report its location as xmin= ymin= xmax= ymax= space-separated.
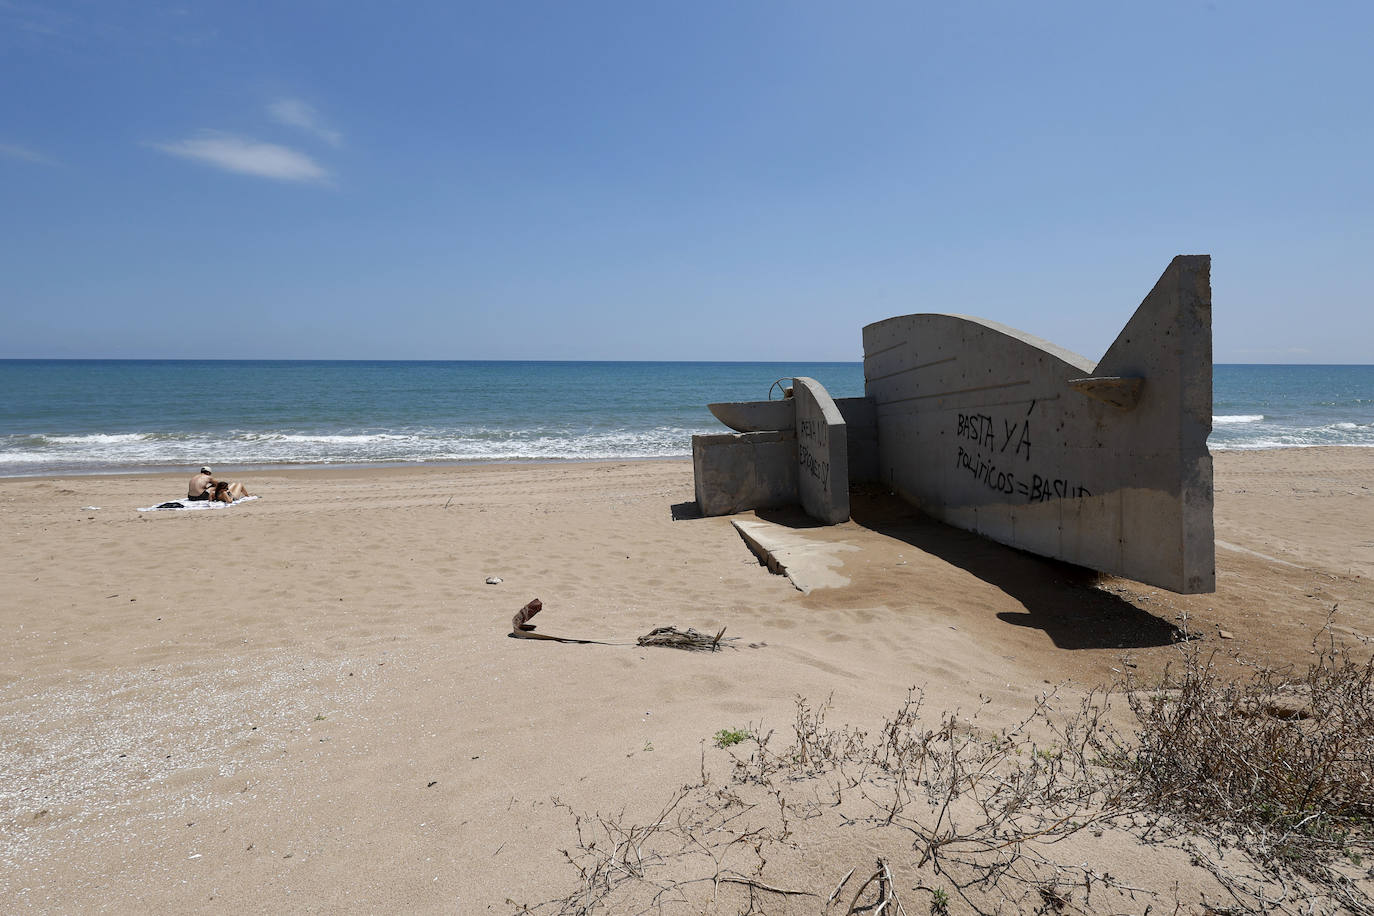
xmin=212 ymin=480 xmax=251 ymax=503
xmin=187 ymin=466 xmax=217 ymax=501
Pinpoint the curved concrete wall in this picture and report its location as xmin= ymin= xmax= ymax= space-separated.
xmin=862 ymin=256 xmax=1214 ymax=594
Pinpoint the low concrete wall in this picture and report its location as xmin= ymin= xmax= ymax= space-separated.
xmin=862 ymin=255 xmax=1214 ymax=594
xmin=794 ymin=377 xmax=849 ymax=524
xmin=692 ymin=430 xmax=798 ymax=517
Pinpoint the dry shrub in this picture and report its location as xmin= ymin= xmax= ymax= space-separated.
xmin=734 ymin=689 xmax=1147 ymax=913
xmin=519 ymin=624 xmax=1374 ymax=915
xmin=518 ymin=689 xmax=1150 ymax=915
xmin=514 ymin=783 xmax=795 ymax=915
xmin=1111 ymin=623 xmax=1374 ymax=909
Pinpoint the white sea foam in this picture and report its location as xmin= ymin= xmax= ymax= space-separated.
xmin=240 ymin=432 xmax=418 ymax=444
xmin=0 ymin=451 xmax=49 ymax=464
xmin=42 ymin=433 xmax=155 ymax=444
xmin=10 ymin=406 xmax=1371 ymax=474
xmin=1210 ymin=422 xmax=1374 ymax=450
xmin=9 ymin=413 xmax=1373 ymax=473
xmin=1213 ymin=440 xmax=1374 ymax=450
xmin=0 ymin=425 xmax=716 ymax=475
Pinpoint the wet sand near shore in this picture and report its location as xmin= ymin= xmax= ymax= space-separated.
xmin=2 ymin=449 xmax=1370 ymax=912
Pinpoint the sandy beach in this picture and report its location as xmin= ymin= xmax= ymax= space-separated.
xmin=2 ymin=448 xmax=1371 ymax=913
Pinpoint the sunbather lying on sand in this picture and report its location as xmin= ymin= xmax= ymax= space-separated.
xmin=212 ymin=480 xmax=250 ymax=503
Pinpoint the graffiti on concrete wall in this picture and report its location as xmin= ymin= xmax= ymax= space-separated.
xmin=952 ymin=401 xmax=1090 ymax=502
xmin=798 ymin=415 xmax=830 ymax=494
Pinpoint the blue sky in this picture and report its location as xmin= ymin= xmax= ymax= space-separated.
xmin=2 ymin=1 xmax=1370 ymax=362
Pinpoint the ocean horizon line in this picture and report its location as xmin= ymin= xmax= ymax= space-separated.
xmin=2 ymin=357 xmax=1372 ymax=368
xmin=2 ymin=362 xmax=1369 ymax=475
xmin=3 ymin=357 xmax=865 ymax=366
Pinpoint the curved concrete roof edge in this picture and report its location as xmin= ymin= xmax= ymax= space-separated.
xmin=862 ymin=313 xmax=1096 ymax=375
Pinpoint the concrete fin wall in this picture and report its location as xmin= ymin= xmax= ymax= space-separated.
xmin=862 ymin=255 xmax=1214 ymax=594
xmin=793 ymin=377 xmax=850 ymax=524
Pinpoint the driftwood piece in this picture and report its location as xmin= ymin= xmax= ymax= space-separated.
xmin=636 ymin=626 xmax=733 ymax=651
xmin=508 ymin=598 xmax=610 ymax=645
xmin=506 ymin=602 xmax=736 ymax=650
xmin=512 ymin=598 xmax=543 ymax=631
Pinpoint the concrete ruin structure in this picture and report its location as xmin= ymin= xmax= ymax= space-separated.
xmin=692 ymin=379 xmax=871 ymax=524
xmin=692 ymin=255 xmax=1215 ymax=595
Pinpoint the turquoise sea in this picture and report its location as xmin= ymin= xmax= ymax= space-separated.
xmin=0 ymin=361 xmax=1370 ymax=476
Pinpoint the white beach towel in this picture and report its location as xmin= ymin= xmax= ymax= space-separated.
xmin=137 ymin=495 xmax=261 ymax=512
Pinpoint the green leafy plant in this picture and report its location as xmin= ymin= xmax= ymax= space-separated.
xmin=713 ymin=727 xmax=749 ymax=748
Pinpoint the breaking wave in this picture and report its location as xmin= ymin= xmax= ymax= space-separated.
xmin=1209 ymin=421 xmax=1374 ymax=450
xmin=0 ymin=426 xmax=717 ymax=476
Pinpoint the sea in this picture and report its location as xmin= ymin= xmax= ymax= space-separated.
xmin=0 ymin=361 xmax=1370 ymax=477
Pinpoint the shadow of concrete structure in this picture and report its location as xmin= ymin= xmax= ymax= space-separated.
xmin=669 ymin=501 xmax=703 ymax=521
xmin=848 ymin=489 xmax=1183 ymax=651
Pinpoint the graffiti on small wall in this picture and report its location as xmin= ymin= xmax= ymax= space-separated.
xmin=798 ymin=415 xmax=831 ymax=494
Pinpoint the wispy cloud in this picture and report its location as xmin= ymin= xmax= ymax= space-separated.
xmin=0 ymin=141 xmax=55 ymax=164
xmin=268 ymin=98 xmax=342 ymax=147
xmin=153 ymin=131 xmax=329 ymax=183
xmin=1 ymin=0 xmax=215 ymax=48
xmin=0 ymin=0 xmax=71 ymax=39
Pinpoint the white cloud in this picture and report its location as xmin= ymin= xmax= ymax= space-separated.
xmin=153 ymin=131 xmax=329 ymax=183
xmin=0 ymin=141 xmax=54 ymax=164
xmin=267 ymin=98 xmax=342 ymax=147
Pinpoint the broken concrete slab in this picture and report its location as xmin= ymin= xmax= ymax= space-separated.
xmin=732 ymin=517 xmax=858 ymax=595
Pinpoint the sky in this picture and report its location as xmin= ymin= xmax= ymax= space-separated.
xmin=1 ymin=1 xmax=1371 ymax=362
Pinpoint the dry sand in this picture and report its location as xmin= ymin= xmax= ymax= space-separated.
xmin=1 ymin=448 xmax=1371 ymax=913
